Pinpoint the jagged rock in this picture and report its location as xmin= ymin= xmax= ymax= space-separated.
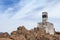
xmin=0 ymin=38 xmax=12 ymax=40
xmin=3 ymin=32 xmax=10 ymax=38
xmin=25 ymin=31 xmax=36 ymax=40
xmin=11 ymin=31 xmax=17 ymax=35
xmin=0 ymin=26 xmax=60 ymax=40
xmin=17 ymin=26 xmax=28 ymax=35
xmin=10 ymin=35 xmax=26 ymax=40
xmin=0 ymin=32 xmax=9 ymax=38
xmin=17 ymin=26 xmax=26 ymax=30
xmin=0 ymin=32 xmax=4 ymax=38
xmin=19 ymin=35 xmax=26 ymax=40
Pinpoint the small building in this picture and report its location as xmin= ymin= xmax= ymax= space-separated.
xmin=37 ymin=12 xmax=55 ymax=35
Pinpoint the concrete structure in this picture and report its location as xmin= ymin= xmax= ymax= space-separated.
xmin=38 ymin=12 xmax=55 ymax=35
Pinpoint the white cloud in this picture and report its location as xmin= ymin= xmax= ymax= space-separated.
xmin=41 ymin=2 xmax=60 ymax=18
xmin=0 ymin=0 xmax=60 ymax=33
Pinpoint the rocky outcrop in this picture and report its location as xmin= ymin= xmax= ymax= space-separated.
xmin=0 ymin=26 xmax=60 ymax=40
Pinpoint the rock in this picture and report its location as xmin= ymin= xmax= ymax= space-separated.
xmin=3 ymin=32 xmax=10 ymax=38
xmin=0 ymin=38 xmax=12 ymax=40
xmin=17 ymin=26 xmax=26 ymax=30
xmin=10 ymin=35 xmax=26 ymax=40
xmin=0 ymin=32 xmax=9 ymax=38
xmin=0 ymin=26 xmax=60 ymax=40
xmin=11 ymin=31 xmax=17 ymax=35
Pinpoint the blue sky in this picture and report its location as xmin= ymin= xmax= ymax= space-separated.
xmin=0 ymin=0 xmax=60 ymax=33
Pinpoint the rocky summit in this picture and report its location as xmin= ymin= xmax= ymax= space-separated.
xmin=0 ymin=26 xmax=60 ymax=40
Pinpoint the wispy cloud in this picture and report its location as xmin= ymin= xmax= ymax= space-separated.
xmin=0 ymin=0 xmax=60 ymax=33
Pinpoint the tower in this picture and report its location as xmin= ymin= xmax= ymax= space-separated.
xmin=42 ymin=12 xmax=48 ymax=23
xmin=42 ymin=12 xmax=49 ymax=33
